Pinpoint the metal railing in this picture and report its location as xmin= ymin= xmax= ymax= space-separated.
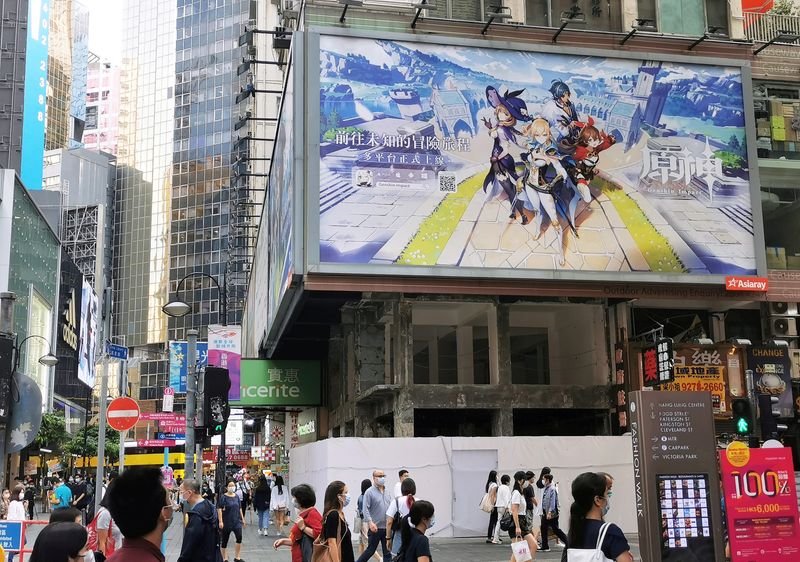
xmin=743 ymin=10 xmax=800 ymax=43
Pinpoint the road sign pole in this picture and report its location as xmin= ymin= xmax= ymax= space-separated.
xmin=185 ymin=330 xmax=197 ymax=480
xmin=95 ymin=288 xmax=113 ymax=515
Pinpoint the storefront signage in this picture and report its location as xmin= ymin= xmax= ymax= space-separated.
xmin=725 ymin=276 xmax=769 ymax=292
xmin=748 ymin=346 xmax=793 ymax=418
xmin=629 ymin=391 xmax=726 ymax=562
xmin=62 ymin=289 xmax=79 ymax=350
xmin=720 ymin=446 xmax=800 ymax=561
xmin=317 ymin=35 xmax=755 ymax=279
xmin=643 ymin=338 xmax=675 ymax=388
xmin=234 ymin=360 xmax=321 ymax=406
xmin=661 ymin=348 xmax=727 ymax=414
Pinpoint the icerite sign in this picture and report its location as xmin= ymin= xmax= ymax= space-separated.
xmin=725 ymin=276 xmax=768 ymax=292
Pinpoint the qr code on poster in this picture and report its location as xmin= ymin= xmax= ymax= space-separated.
xmin=438 ymin=172 xmax=457 ymax=193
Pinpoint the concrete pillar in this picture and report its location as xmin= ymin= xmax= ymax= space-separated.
xmin=620 ymin=0 xmax=638 ymax=31
xmin=456 ymin=325 xmax=474 ymax=384
xmin=710 ymin=312 xmax=726 ymax=343
xmin=494 ymin=304 xmax=512 ymax=386
xmin=492 ymin=408 xmax=513 ymax=437
xmin=428 ymin=335 xmax=439 ymax=384
xmin=392 ymin=300 xmax=413 ymax=386
xmin=394 ymin=390 xmax=414 ymax=437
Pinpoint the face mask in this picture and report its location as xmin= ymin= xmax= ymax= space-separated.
xmin=376 ymin=477 xmax=385 ymax=486
xmin=428 ymin=517 xmax=436 ymax=529
xmin=292 ymin=499 xmax=299 ymax=509
xmin=342 ymin=493 xmax=351 ymax=507
xmin=18 ymin=493 xmax=24 ymax=501
xmin=227 ymin=486 xmax=235 ymax=493
xmin=602 ymin=497 xmax=611 ymax=516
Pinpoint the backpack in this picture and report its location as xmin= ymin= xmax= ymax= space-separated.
xmin=390 ymin=497 xmax=403 ymax=536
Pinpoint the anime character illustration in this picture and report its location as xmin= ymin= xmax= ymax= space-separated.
xmin=541 ymin=80 xmax=582 ymax=153
xmin=570 ymin=117 xmax=616 ymax=202
xmin=482 ymin=86 xmax=532 ymax=223
xmin=517 ymin=118 xmax=581 ymax=266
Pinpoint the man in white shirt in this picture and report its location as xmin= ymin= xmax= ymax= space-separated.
xmin=492 ymin=474 xmax=512 ymax=544
xmin=393 ymin=469 xmax=409 ymax=499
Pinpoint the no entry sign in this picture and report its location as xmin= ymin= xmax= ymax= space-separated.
xmin=107 ymin=397 xmax=141 ymax=431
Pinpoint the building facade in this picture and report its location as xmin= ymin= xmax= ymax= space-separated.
xmin=84 ymin=57 xmax=121 ymax=155
xmin=236 ymin=0 xmax=800 ymax=462
xmin=0 ymin=0 xmax=29 ymax=174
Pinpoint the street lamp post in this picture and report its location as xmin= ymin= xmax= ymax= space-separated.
xmin=163 ymin=271 xmax=227 ymax=492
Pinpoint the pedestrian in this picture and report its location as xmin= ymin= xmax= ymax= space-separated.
xmin=523 ymin=471 xmax=539 ymax=532
xmin=393 ymin=470 xmax=410 ymax=499
xmin=355 ymin=469 xmax=392 ymax=562
xmin=273 ymin=484 xmax=322 ymax=562
xmin=101 ymin=471 xmax=118 ymax=500
xmin=7 ymin=484 xmax=28 ymax=562
xmin=104 ymin=467 xmax=174 ymax=562
xmin=202 ymin=477 xmax=216 ymax=504
xmin=29 ymin=522 xmax=90 ymax=562
xmin=254 ymin=474 xmax=272 ymax=536
xmin=49 ymin=507 xmax=82 ymax=523
xmin=236 ymin=472 xmax=253 ymax=523
xmin=25 ymin=479 xmax=36 ymax=520
xmin=492 ymin=474 xmax=511 ymax=544
xmin=86 ymin=489 xmax=122 ymax=562
xmin=71 ymin=474 xmax=90 ymax=524
xmin=321 ymin=480 xmax=354 ymax=562
xmin=508 ymin=471 xmax=538 ymax=562
xmin=540 ymin=473 xmax=567 ymax=552
xmin=270 ymin=475 xmax=289 ymax=536
xmin=177 ymin=478 xmax=223 ymax=562
xmin=386 ymin=477 xmax=416 ymax=556
xmin=52 ymin=476 xmax=73 ymax=510
xmin=218 ymin=480 xmax=246 ymax=562
xmin=561 ymin=472 xmax=632 ymax=562
xmin=356 ymin=479 xmax=378 ymax=561
xmin=399 ymin=500 xmax=435 ymax=562
xmin=1 ymin=488 xmax=10 ymax=519
xmin=484 ymin=470 xmax=499 ymax=544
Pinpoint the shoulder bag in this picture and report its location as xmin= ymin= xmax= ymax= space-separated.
xmin=567 ymin=522 xmax=615 ymax=562
xmin=479 ymin=491 xmax=495 ymax=513
xmin=311 ymin=511 xmax=343 ymax=562
xmin=499 ymin=510 xmax=515 ymax=532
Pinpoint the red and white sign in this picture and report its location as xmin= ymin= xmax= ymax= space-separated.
xmin=107 ymin=397 xmax=141 ymax=432
xmin=271 ymin=426 xmax=284 ymax=441
xmin=162 ymin=387 xmax=175 ymax=413
xmin=160 ymin=423 xmax=185 ymax=433
xmin=140 ymin=412 xmax=185 ymax=422
xmin=726 ymin=276 xmax=769 ymax=292
xmin=137 ymin=439 xmax=177 ymax=448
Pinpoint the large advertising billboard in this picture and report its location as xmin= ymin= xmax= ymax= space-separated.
xmin=20 ymin=0 xmax=50 ymax=190
xmin=77 ymin=280 xmax=97 ymax=388
xmin=317 ymin=36 xmax=756 ymax=277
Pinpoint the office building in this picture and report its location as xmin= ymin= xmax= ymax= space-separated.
xmin=84 ymin=57 xmax=121 ymax=155
xmin=0 ymin=0 xmax=29 ymax=174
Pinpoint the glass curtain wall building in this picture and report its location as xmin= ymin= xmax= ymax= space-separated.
xmin=46 ymin=0 xmax=73 ymax=151
xmin=115 ymin=0 xmax=249 ymax=355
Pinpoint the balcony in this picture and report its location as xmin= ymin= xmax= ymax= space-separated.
xmin=743 ymin=10 xmax=800 ymax=44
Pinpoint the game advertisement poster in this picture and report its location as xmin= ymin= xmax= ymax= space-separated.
xmin=318 ymin=37 xmax=756 ymax=275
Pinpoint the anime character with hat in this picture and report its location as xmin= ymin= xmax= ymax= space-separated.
xmin=482 ymin=86 xmax=532 ymax=224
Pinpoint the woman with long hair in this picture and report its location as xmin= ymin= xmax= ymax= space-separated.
xmin=562 ymin=472 xmax=632 ymax=562
xmin=399 ymin=500 xmax=434 ymax=562
xmin=321 ymin=480 xmax=353 ymax=562
xmin=29 ymin=522 xmax=90 ymax=562
xmin=508 ymin=471 xmax=538 ymax=562
xmin=386 ymin=477 xmax=417 ymax=556
xmin=485 ymin=470 xmax=498 ymax=544
xmin=254 ymin=474 xmax=272 ymax=536
xmin=270 ymin=474 xmax=289 ymax=536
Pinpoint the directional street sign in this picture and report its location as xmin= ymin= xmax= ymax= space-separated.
xmin=107 ymin=397 xmax=140 ymax=432
xmin=106 ymin=342 xmax=129 ymax=360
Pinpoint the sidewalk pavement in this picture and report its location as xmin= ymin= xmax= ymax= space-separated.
xmin=163 ymin=510 xmax=642 ymax=562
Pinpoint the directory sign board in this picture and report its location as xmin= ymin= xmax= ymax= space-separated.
xmin=629 ymin=391 xmax=725 ymax=562
xmin=720 ymin=445 xmax=800 ymax=561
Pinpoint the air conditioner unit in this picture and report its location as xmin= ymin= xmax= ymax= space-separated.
xmin=770 ymin=302 xmax=799 ymax=316
xmin=282 ymin=0 xmax=299 ymax=18
xmin=770 ymin=316 xmax=798 ymax=337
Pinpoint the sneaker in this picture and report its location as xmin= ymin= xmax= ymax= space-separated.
xmin=485 ymin=539 xmax=493 ymax=544
xmin=491 ymin=539 xmax=502 ymax=544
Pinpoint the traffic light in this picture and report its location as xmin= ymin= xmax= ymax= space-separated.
xmin=759 ymin=394 xmax=789 ymax=440
xmin=203 ymin=367 xmax=231 ymax=435
xmin=732 ymin=398 xmax=754 ymax=436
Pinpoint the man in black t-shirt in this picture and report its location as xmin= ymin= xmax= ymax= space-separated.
xmin=71 ymin=474 xmax=90 ymax=524
xmin=523 ymin=470 xmax=537 ymax=529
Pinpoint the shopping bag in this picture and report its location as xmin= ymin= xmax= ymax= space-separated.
xmin=511 ymin=540 xmax=532 ymax=562
xmin=479 ymin=492 xmax=494 ymax=513
xmin=567 ymin=522 xmax=614 ymax=562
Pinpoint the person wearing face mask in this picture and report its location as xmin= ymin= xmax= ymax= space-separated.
xmin=6 ymin=484 xmax=27 ymax=561
xmin=399 ymin=500 xmax=435 ymax=562
xmin=356 ymin=470 xmax=392 ymax=562
xmin=270 ymin=475 xmax=289 ymax=536
xmin=508 ymin=471 xmax=538 ymax=562
xmin=177 ymin=478 xmax=223 ymax=562
xmin=321 ymin=481 xmax=354 ymax=562
xmin=273 ymin=484 xmax=322 ymax=562
xmin=560 ymin=472 xmax=632 ymax=562
xmin=105 ymin=467 xmax=175 ymax=562
xmin=253 ymin=475 xmax=272 ymax=536
xmin=218 ymin=480 xmax=246 ymax=562
xmin=52 ymin=476 xmax=73 ymax=510
xmin=1 ymin=488 xmax=11 ymax=519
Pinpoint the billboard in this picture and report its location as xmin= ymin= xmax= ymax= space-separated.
xmin=720 ymin=445 xmax=800 ymax=561
xmin=268 ymin=66 xmax=296 ymax=330
xmin=77 ymin=280 xmax=98 ymax=388
xmin=233 ymin=359 xmax=321 ymax=407
xmin=20 ymin=0 xmax=50 ymax=190
xmin=208 ymin=325 xmax=241 ymax=401
xmin=168 ymin=341 xmax=208 ymax=393
xmin=317 ymin=36 xmax=756 ymax=277
xmin=747 ymin=346 xmax=793 ymax=418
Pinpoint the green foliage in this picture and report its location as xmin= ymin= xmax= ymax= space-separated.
xmin=714 ymin=150 xmax=744 ymax=170
xmin=727 ymin=134 xmax=744 ymax=156
xmin=34 ymin=412 xmax=69 ymax=454
xmin=322 ymin=126 xmax=364 ymax=143
xmin=770 ymin=0 xmax=799 ymax=16
xmin=66 ymin=424 xmax=120 ymax=464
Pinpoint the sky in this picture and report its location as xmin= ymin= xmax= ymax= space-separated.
xmin=80 ymin=0 xmax=123 ymax=63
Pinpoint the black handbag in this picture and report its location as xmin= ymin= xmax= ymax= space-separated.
xmin=499 ymin=511 xmax=514 ymax=531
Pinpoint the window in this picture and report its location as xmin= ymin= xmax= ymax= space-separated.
xmin=510 ymin=327 xmax=550 ymax=384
